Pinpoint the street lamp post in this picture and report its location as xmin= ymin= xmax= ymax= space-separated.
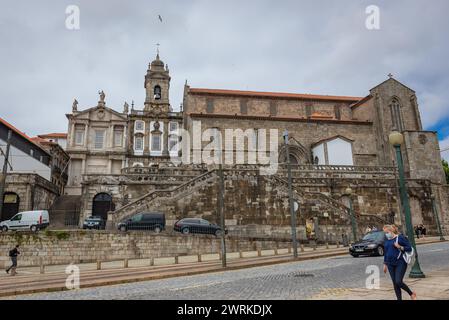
xmin=216 ymin=133 xmax=227 ymax=268
xmin=389 ymin=131 xmax=425 ymax=278
xmin=344 ymin=187 xmax=358 ymax=242
xmin=283 ymin=130 xmax=298 ymax=258
xmin=431 ymin=195 xmax=445 ymax=241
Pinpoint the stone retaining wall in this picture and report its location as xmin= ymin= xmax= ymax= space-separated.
xmin=0 ymin=231 xmax=294 ymax=268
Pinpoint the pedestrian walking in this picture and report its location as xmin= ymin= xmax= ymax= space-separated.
xmin=420 ymin=224 xmax=426 ymax=238
xmin=383 ymin=225 xmax=417 ymax=300
xmin=6 ymin=245 xmax=20 ymax=276
xmin=414 ymin=225 xmax=420 ymax=239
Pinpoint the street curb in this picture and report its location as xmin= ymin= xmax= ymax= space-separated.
xmin=1 ymin=240 xmax=446 ymax=298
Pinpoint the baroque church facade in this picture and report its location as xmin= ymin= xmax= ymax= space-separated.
xmin=63 ymin=54 xmax=449 ymax=238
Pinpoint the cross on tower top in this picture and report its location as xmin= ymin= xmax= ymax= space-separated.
xmin=156 ymin=43 xmax=160 ymax=55
xmin=388 ymin=73 xmax=394 ymax=79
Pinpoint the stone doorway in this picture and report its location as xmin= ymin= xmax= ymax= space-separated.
xmin=92 ymin=193 xmax=114 ymax=220
xmin=1 ymin=192 xmax=20 ymax=220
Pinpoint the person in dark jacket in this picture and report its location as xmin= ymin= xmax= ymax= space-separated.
xmin=420 ymin=224 xmax=427 ymax=238
xmin=383 ymin=225 xmax=417 ymax=300
xmin=6 ymin=245 xmax=20 ymax=276
xmin=414 ymin=225 xmax=420 ymax=239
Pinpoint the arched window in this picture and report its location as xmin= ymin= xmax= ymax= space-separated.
xmin=390 ymin=98 xmax=404 ymax=132
xmin=154 ymin=85 xmax=161 ymax=100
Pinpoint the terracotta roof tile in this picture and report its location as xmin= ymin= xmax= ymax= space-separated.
xmin=189 ymin=88 xmax=363 ymax=102
xmin=38 ymin=133 xmax=67 ymax=138
xmin=0 ymin=117 xmax=50 ymax=155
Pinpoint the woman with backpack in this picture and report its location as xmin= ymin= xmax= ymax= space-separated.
xmin=383 ymin=225 xmax=417 ymax=300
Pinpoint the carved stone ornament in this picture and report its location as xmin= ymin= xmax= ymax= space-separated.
xmin=97 ymin=109 xmax=105 ymax=119
xmin=153 ymin=121 xmax=160 ymax=131
xmin=418 ymin=134 xmax=428 ymax=145
xmin=153 ymin=106 xmax=161 ymax=115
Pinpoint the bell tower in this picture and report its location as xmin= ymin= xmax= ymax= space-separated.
xmin=144 ymin=52 xmax=171 ymax=113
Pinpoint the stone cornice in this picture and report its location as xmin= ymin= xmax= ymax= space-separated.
xmin=187 ymin=113 xmax=373 ymax=125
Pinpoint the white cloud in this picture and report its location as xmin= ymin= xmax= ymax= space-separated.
xmin=0 ymin=0 xmax=449 ymax=139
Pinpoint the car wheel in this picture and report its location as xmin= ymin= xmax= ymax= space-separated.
xmin=30 ymin=225 xmax=38 ymax=232
xmin=119 ymin=225 xmax=127 ymax=232
xmin=1 ymin=226 xmax=8 ymax=232
xmin=154 ymin=226 xmax=161 ymax=234
xmin=215 ymin=229 xmax=223 ymax=237
xmin=182 ymin=228 xmax=190 ymax=235
xmin=377 ymin=246 xmax=384 ymax=256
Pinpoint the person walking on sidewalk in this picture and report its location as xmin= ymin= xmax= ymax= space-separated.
xmin=6 ymin=245 xmax=20 ymax=276
xmin=383 ymin=225 xmax=417 ymax=300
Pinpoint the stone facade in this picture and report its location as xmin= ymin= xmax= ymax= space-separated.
xmin=59 ymin=54 xmax=448 ymax=235
xmin=2 ymin=173 xmax=58 ymax=220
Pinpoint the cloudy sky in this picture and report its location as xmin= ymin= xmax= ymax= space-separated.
xmin=1 ymin=0 xmax=448 ymax=159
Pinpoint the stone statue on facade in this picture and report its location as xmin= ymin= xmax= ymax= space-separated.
xmin=72 ymin=98 xmax=78 ymax=112
xmin=98 ymin=90 xmax=106 ymax=102
xmin=123 ymin=101 xmax=129 ymax=114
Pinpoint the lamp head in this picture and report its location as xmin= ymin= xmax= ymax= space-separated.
xmin=389 ymin=131 xmax=404 ymax=146
xmin=283 ymin=130 xmax=289 ymax=143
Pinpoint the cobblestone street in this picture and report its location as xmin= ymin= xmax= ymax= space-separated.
xmin=7 ymin=241 xmax=449 ymax=300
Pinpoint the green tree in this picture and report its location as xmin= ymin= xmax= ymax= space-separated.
xmin=443 ymin=160 xmax=449 ymax=184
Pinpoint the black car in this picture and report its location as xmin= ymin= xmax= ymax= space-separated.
xmin=349 ymin=231 xmax=386 ymax=257
xmin=174 ymin=218 xmax=227 ymax=237
xmin=82 ymin=216 xmax=106 ymax=230
xmin=118 ymin=212 xmax=165 ymax=232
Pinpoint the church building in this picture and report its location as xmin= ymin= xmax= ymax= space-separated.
xmin=61 ymin=53 xmax=449 ymax=239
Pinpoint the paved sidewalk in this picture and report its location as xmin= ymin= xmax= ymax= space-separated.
xmin=0 ymin=236 xmax=444 ymax=298
xmin=0 ymin=245 xmax=348 ymax=297
xmin=310 ymin=266 xmax=449 ymax=300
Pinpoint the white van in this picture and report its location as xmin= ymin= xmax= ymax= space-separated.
xmin=0 ymin=210 xmax=50 ymax=232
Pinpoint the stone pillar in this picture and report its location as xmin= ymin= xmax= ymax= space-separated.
xmin=107 ymin=159 xmax=112 ymax=174
xmin=162 ymin=121 xmax=169 ymax=156
xmin=84 ymin=124 xmax=88 ymax=148
xmin=81 ymin=159 xmax=86 ymax=176
xmin=70 ymin=123 xmax=75 ymax=146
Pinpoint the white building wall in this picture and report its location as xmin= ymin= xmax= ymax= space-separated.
xmin=327 ymin=138 xmax=353 ymax=165
xmin=312 ymin=144 xmax=325 ymax=165
xmin=0 ymin=138 xmax=51 ymax=181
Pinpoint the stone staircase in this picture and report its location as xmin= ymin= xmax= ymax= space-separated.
xmin=109 ymin=170 xmax=218 ymax=224
xmin=268 ymin=175 xmax=351 ymax=222
xmin=48 ymin=195 xmax=82 ymax=229
xmin=109 ymin=167 xmax=359 ymax=228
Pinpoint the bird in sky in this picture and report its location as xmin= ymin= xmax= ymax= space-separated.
xmin=158 ymin=15 xmax=163 ymax=22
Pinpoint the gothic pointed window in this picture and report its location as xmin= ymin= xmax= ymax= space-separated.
xmin=154 ymin=85 xmax=162 ymax=100
xmin=390 ymin=98 xmax=404 ymax=132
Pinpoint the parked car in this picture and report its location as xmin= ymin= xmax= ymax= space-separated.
xmin=349 ymin=230 xmax=386 ymax=257
xmin=82 ymin=216 xmax=106 ymax=230
xmin=0 ymin=210 xmax=50 ymax=232
xmin=118 ymin=212 xmax=165 ymax=232
xmin=174 ymin=218 xmax=227 ymax=237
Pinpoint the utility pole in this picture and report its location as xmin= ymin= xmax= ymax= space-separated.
xmin=0 ymin=130 xmax=12 ymax=217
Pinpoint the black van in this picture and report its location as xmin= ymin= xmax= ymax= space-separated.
xmin=118 ymin=212 xmax=166 ymax=233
